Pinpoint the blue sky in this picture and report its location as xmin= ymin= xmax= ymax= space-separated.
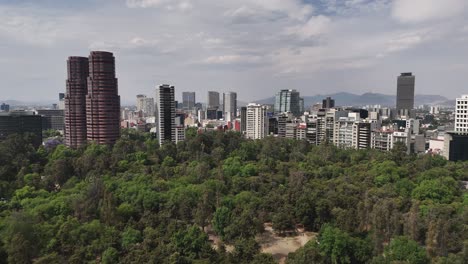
xmin=0 ymin=0 xmax=467 ymax=103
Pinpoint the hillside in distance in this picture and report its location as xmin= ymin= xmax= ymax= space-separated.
xmin=254 ymin=92 xmax=450 ymax=107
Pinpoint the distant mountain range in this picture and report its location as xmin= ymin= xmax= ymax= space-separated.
xmin=252 ymin=92 xmax=452 ymax=107
xmin=3 ymin=92 xmax=454 ymax=109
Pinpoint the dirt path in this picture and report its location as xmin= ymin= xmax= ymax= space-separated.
xmin=206 ymin=223 xmax=317 ymax=263
xmin=257 ymin=223 xmax=317 ymax=263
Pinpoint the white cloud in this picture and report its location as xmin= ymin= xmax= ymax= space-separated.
xmin=127 ymin=0 xmax=192 ymax=11
xmin=202 ymin=55 xmax=263 ymax=65
xmin=392 ymin=0 xmax=467 ymax=23
xmin=130 ymin=37 xmax=159 ymax=47
xmin=386 ymin=32 xmax=423 ymax=52
xmin=286 ymin=15 xmax=331 ymax=40
xmin=126 ymin=0 xmax=168 ymax=8
xmin=1 ymin=0 xmax=468 ymax=101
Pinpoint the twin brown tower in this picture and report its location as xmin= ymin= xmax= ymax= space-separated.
xmin=64 ymin=51 xmax=121 ymax=148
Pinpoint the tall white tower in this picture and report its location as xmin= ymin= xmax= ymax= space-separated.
xmin=246 ymin=103 xmax=268 ymax=139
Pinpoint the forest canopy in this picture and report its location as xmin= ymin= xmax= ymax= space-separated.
xmin=0 ymin=129 xmax=467 ymax=263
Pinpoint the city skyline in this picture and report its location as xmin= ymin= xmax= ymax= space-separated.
xmin=1 ymin=0 xmax=468 ymax=102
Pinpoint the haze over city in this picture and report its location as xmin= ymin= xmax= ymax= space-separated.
xmin=1 ymin=0 xmax=468 ymax=103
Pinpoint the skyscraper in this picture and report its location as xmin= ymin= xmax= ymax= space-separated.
xmin=246 ymin=103 xmax=268 ymax=139
xmin=396 ymin=72 xmax=415 ymax=116
xmin=207 ymin=91 xmax=220 ymax=109
xmin=275 ymin=89 xmax=301 ymax=116
xmin=223 ymin=92 xmax=237 ymax=122
xmin=86 ymin=51 xmax=121 ymax=145
xmin=182 ymin=92 xmax=196 ymax=110
xmin=156 ymin=84 xmax=176 ymax=145
xmin=65 ymin=56 xmax=89 ymax=148
xmin=322 ymin=97 xmax=335 ymax=109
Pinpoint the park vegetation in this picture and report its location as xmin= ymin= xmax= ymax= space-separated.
xmin=0 ymin=129 xmax=467 ymax=263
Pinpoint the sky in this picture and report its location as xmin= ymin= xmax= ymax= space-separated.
xmin=0 ymin=0 xmax=467 ymax=104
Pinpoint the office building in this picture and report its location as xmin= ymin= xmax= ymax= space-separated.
xmin=396 ymin=72 xmax=415 ymax=116
xmin=65 ymin=56 xmax=89 ymax=148
xmin=0 ymin=111 xmax=42 ymax=147
xmin=275 ymin=89 xmax=302 ymax=116
xmin=207 ymin=91 xmax=220 ymax=109
xmin=223 ymin=92 xmax=237 ymax=122
xmin=58 ymin=93 xmax=65 ymax=110
xmin=455 ymin=95 xmax=468 ymax=133
xmin=182 ymin=92 xmax=196 ymax=110
xmin=37 ymin=110 xmax=65 ymax=131
xmin=299 ymin=98 xmax=305 ymax=114
xmin=0 ymin=103 xmax=9 ymax=112
xmin=444 ymin=132 xmax=468 ymax=161
xmin=240 ymin=107 xmax=247 ymax=133
xmin=246 ymin=103 xmax=268 ymax=139
xmin=86 ymin=51 xmax=121 ymax=145
xmin=322 ymin=97 xmax=335 ymax=109
xmin=156 ymin=84 xmax=176 ymax=145
xmin=206 ymin=108 xmax=218 ymax=120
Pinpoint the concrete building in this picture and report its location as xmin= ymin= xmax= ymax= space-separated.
xmin=305 ymin=117 xmax=319 ymax=145
xmin=223 ymin=92 xmax=237 ymax=122
xmin=430 ymin=106 xmax=440 ymax=115
xmin=333 ymin=115 xmax=371 ymax=149
xmin=322 ymin=97 xmax=335 ymax=109
xmin=182 ymin=92 xmax=196 ymax=110
xmin=65 ymin=56 xmax=89 ymax=148
xmin=371 ymin=130 xmax=394 ymax=152
xmin=0 ymin=111 xmax=42 ymax=147
xmin=156 ymin=84 xmax=176 ymax=145
xmin=275 ymin=89 xmax=302 ymax=116
xmin=136 ymin=94 xmax=146 ymax=111
xmin=86 ymin=51 xmax=121 ymax=146
xmin=136 ymin=95 xmax=155 ymax=116
xmin=207 ymin=91 xmax=220 ymax=109
xmin=444 ymin=132 xmax=468 ymax=161
xmin=37 ymin=110 xmax=65 ymax=131
xmin=406 ymin=119 xmax=420 ymax=135
xmin=198 ymin=109 xmax=206 ymax=122
xmin=246 ymin=103 xmax=268 ymax=139
xmin=396 ymin=72 xmax=415 ymax=116
xmin=455 ymin=95 xmax=468 ymax=133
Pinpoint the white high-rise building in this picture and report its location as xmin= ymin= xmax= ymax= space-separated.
xmin=246 ymin=103 xmax=268 ymax=139
xmin=455 ymin=95 xmax=468 ymax=133
xmin=136 ymin=94 xmax=146 ymax=111
xmin=223 ymin=92 xmax=237 ymax=122
xmin=136 ymin=94 xmax=155 ymax=116
xmin=155 ymin=85 xmax=176 ymax=145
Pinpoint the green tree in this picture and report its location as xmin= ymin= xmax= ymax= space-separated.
xmin=380 ymin=236 xmax=428 ymax=264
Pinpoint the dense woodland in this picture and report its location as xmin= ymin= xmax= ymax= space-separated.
xmin=0 ymin=129 xmax=467 ymax=263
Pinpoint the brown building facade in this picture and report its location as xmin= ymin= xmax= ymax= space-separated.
xmin=85 ymin=51 xmax=121 ymax=145
xmin=65 ymin=56 xmax=89 ymax=148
